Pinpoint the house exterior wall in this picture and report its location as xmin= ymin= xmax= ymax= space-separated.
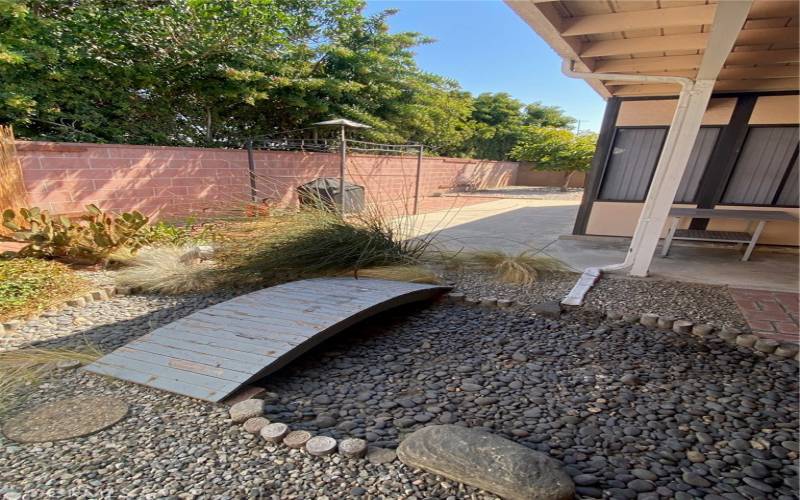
xmin=579 ymin=92 xmax=799 ymax=246
xmin=15 ymin=141 xmax=518 ymax=219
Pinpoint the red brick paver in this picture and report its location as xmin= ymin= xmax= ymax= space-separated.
xmin=730 ymin=288 xmax=800 ymax=344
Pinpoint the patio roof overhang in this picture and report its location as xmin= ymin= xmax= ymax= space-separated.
xmin=506 ymin=0 xmax=799 ymax=292
xmin=506 ymin=0 xmax=799 ymax=98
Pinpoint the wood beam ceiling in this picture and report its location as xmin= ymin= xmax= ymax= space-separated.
xmin=579 ymin=27 xmax=799 ymax=58
xmin=561 ymin=4 xmax=717 ymax=37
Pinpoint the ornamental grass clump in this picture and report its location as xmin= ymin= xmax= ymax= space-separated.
xmin=438 ymin=250 xmax=564 ymax=285
xmin=214 ymin=206 xmax=434 ymax=285
xmin=114 ymin=246 xmax=216 ymax=295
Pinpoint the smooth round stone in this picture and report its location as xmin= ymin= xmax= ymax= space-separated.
xmin=480 ymin=297 xmax=498 ymax=307
xmin=657 ymin=317 xmax=675 ymax=330
xmin=243 ymin=417 xmax=270 ymax=434
xmin=55 ymin=359 xmax=82 ymax=370
xmin=606 ymin=310 xmax=623 ymax=320
xmin=497 ymin=299 xmax=514 ymax=308
xmin=283 ymin=430 xmax=312 ymax=449
xmin=640 ymin=314 xmax=659 ymax=328
xmin=306 ymin=436 xmax=337 ymax=456
xmin=672 ymin=320 xmax=693 ymax=335
xmin=260 ymin=422 xmax=289 ymax=443
xmin=735 ymin=334 xmax=758 ymax=348
xmin=2 ymin=396 xmax=128 ymax=443
xmin=753 ymin=338 xmax=779 ymax=353
xmin=447 ymin=292 xmax=465 ymax=302
xmin=774 ymin=344 xmax=799 ymax=357
xmin=718 ymin=328 xmax=740 ymax=342
xmin=692 ymin=324 xmax=715 ymax=337
xmin=339 ymin=438 xmax=368 ymax=458
xmin=464 ymin=297 xmax=481 ymax=306
xmin=229 ymin=399 xmax=263 ymax=423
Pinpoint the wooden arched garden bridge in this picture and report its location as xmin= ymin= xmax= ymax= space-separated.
xmin=84 ymin=278 xmax=449 ymax=402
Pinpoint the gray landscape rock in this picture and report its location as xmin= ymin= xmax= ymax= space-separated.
xmin=242 ymin=417 xmax=270 ymax=434
xmin=735 ymin=334 xmax=758 ymax=348
xmin=531 ymin=301 xmax=562 ymax=319
xmin=640 ymin=314 xmax=659 ymax=328
xmin=229 ymin=399 xmax=263 ymax=423
xmin=753 ymin=338 xmax=779 ymax=353
xmin=397 ymin=425 xmax=574 ymax=500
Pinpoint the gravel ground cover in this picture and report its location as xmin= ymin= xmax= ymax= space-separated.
xmin=448 ymin=270 xmax=748 ymax=329
xmin=1 ymin=271 xmax=793 ymax=499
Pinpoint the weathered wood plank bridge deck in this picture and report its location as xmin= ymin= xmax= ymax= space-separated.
xmin=84 ymin=278 xmax=450 ymax=402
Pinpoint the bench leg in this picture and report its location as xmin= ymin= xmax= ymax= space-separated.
xmin=661 ymin=217 xmax=680 ymax=257
xmin=742 ymin=221 xmax=766 ymax=262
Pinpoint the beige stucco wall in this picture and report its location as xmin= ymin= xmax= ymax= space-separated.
xmin=616 ymin=98 xmax=736 ymax=126
xmin=586 ymin=202 xmax=799 ymax=246
xmin=586 ymin=95 xmax=799 ymax=246
xmin=749 ymin=95 xmax=800 ymax=124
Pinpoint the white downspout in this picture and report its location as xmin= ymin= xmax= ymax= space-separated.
xmin=561 ymin=60 xmax=694 ymax=273
xmin=560 ymin=61 xmax=698 ymax=306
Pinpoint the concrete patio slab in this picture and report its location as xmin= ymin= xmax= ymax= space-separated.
xmin=407 ymin=199 xmax=799 ymax=292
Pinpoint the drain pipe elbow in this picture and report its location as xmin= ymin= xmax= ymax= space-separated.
xmin=560 ymin=60 xmax=692 ymax=273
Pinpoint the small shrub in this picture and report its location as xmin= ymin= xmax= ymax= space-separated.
xmin=141 ymin=220 xmax=223 ymax=247
xmin=0 ymin=258 xmax=89 ymax=321
xmin=439 ymin=250 xmax=564 ymax=285
xmin=1 ymin=205 xmax=150 ymax=264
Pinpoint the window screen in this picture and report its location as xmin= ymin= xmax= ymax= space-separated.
xmin=776 ymin=156 xmax=799 ymax=207
xmin=599 ymin=128 xmax=667 ymax=201
xmin=674 ymin=127 xmax=720 ymax=203
xmin=722 ymin=126 xmax=799 ymax=205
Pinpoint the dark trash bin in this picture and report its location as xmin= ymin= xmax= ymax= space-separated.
xmin=297 ymin=178 xmax=365 ymax=214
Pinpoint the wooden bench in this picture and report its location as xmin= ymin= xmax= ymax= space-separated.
xmin=661 ymin=208 xmax=798 ymax=262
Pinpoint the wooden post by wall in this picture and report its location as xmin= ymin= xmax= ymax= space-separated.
xmin=0 ymin=125 xmax=28 ymax=234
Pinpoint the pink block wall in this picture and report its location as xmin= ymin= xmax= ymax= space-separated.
xmin=16 ymin=141 xmax=518 ymax=218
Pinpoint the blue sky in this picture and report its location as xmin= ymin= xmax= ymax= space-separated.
xmin=363 ymin=0 xmax=606 ymax=132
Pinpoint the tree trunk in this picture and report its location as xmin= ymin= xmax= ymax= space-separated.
xmin=561 ymin=171 xmax=575 ymax=191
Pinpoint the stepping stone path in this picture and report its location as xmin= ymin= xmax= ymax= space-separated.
xmin=306 ymin=436 xmax=337 ymax=456
xmin=260 ymin=423 xmax=289 ymax=443
xmin=397 ymin=425 xmax=575 ymax=500
xmin=243 ymin=417 xmax=270 ymax=434
xmin=2 ymin=396 xmax=128 ymax=443
xmin=283 ymin=430 xmax=312 ymax=449
xmin=339 ymin=438 xmax=368 ymax=458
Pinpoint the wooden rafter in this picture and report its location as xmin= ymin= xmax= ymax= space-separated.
xmin=561 ymin=5 xmax=717 ymax=37
xmin=580 ymin=27 xmax=799 ymax=58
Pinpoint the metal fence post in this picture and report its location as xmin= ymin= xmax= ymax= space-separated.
xmin=339 ymin=124 xmax=347 ymax=214
xmin=246 ymin=139 xmax=257 ymax=202
xmin=413 ymin=144 xmax=424 ymax=215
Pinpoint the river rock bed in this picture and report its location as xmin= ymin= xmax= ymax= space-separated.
xmin=449 ymin=270 xmax=748 ymax=329
xmin=0 ymin=276 xmax=795 ymax=498
xmin=259 ymin=303 xmax=797 ymax=499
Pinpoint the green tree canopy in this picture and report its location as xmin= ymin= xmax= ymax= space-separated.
xmin=510 ymin=126 xmax=597 ymax=190
xmin=1 ymin=0 xmax=576 ymax=159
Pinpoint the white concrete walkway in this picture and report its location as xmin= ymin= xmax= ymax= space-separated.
xmin=407 ymin=198 xmax=799 ymax=292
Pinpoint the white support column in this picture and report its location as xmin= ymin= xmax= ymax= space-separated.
xmin=626 ymin=79 xmax=715 ymax=276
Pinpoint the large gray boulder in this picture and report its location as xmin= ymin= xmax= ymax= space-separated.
xmin=397 ymin=425 xmax=574 ymax=500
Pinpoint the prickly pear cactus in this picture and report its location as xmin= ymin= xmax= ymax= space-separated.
xmin=1 ymin=205 xmax=151 ymax=263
